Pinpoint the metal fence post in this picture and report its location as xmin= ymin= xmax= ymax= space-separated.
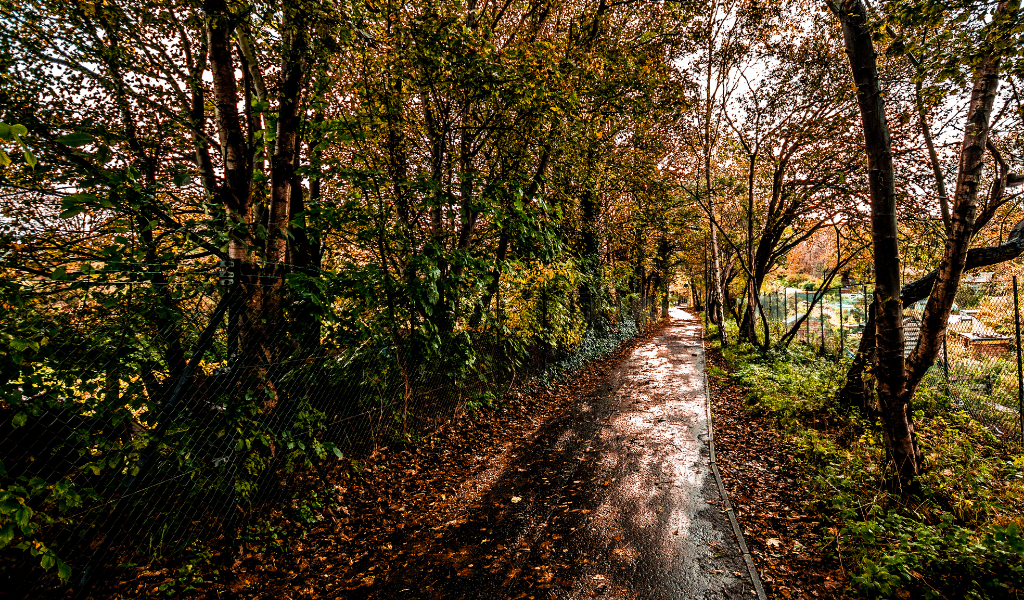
xmin=1013 ymin=275 xmax=1022 ymax=441
xmin=839 ymin=287 xmax=844 ymax=357
xmin=943 ymin=335 xmax=950 ymax=397
xmin=820 ymin=290 xmax=825 ymax=354
xmin=863 ymin=283 xmax=868 ymax=326
xmin=805 ymin=291 xmax=810 ymax=342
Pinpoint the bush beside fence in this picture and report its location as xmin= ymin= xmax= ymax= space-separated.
xmin=753 ymin=276 xmax=1024 ymax=443
xmin=0 ymin=266 xmax=660 ymax=598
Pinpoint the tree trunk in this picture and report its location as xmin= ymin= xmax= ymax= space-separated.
xmin=902 ymin=2 xmax=1010 ymax=404
xmin=707 ymin=183 xmax=728 ymax=345
xmin=741 ymin=147 xmax=758 ymax=344
xmin=914 ymin=79 xmax=951 ymax=232
xmin=831 ymin=0 xmax=1015 ymax=483
xmin=702 ymin=21 xmax=727 ymax=346
xmin=580 ymin=182 xmax=600 ymax=326
xmin=831 ymin=0 xmax=917 ymax=481
xmin=205 ymin=0 xmax=252 ymax=264
xmin=268 ymin=5 xmax=307 ymax=267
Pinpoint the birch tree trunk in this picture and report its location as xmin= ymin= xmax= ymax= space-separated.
xmin=205 ymin=0 xmax=252 ymax=265
xmin=902 ymin=3 xmax=1009 ymax=402
xmin=831 ymin=0 xmax=915 ymax=480
xmin=829 ymin=0 xmax=1015 ymax=483
xmin=268 ymin=2 xmax=307 ymax=267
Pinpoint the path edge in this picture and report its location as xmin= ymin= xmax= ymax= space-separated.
xmin=699 ymin=323 xmax=768 ymax=600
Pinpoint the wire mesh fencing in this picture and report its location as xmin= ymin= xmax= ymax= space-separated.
xmin=753 ymin=276 xmax=1024 ymax=443
xmin=0 ymin=265 xmax=660 ymax=598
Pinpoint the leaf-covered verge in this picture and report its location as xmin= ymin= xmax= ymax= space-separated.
xmin=60 ymin=317 xmax=662 ymax=599
xmin=711 ymin=336 xmax=1024 ymax=600
xmin=705 ymin=347 xmax=846 ymax=599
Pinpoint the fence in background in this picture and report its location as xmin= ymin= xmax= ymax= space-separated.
xmin=753 ymin=276 xmax=1024 ymax=442
xmin=0 ymin=267 xmax=658 ymax=598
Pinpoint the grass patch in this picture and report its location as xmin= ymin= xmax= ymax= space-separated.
xmin=720 ymin=341 xmax=1024 ymax=599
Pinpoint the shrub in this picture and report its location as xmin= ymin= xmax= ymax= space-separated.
xmin=720 ymin=341 xmax=1024 ymax=599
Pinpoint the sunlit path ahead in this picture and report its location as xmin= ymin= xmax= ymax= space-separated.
xmin=350 ymin=308 xmax=756 ymax=600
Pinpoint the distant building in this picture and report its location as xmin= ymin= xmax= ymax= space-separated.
xmin=947 ymin=313 xmax=1010 ymax=357
xmin=961 ymin=271 xmax=995 ymax=290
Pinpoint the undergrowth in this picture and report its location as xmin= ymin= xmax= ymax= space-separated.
xmin=717 ymin=339 xmax=1024 ymax=599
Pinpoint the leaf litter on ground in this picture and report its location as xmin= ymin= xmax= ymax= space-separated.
xmin=216 ymin=323 xmax=667 ymax=599
xmin=704 ymin=346 xmax=847 ymax=599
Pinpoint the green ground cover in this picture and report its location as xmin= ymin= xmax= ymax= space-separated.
xmin=714 ymin=335 xmax=1024 ymax=599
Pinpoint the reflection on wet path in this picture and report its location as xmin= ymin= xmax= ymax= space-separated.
xmin=351 ymin=309 xmax=752 ymax=599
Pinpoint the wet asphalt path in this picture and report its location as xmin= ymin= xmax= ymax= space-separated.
xmin=356 ymin=308 xmax=754 ymax=600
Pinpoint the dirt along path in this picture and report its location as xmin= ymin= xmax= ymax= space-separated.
xmin=345 ymin=308 xmax=759 ymax=600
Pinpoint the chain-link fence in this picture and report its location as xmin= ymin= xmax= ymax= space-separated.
xmin=753 ymin=276 xmax=1024 ymax=442
xmin=0 ymin=265 xmax=659 ymax=598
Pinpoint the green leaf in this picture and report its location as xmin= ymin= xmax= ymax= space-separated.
xmin=9 ymin=338 xmax=38 ymax=352
xmin=63 ymin=192 xmax=98 ymax=205
xmin=59 ymin=193 xmax=97 ymax=219
xmin=59 ymin=207 xmax=85 ymax=219
xmin=0 ymin=149 xmax=9 ymax=167
xmin=14 ymin=505 xmax=32 ymax=528
xmin=11 ymin=129 xmax=37 ymax=168
xmin=0 ymin=123 xmax=10 ymax=141
xmin=57 ymin=560 xmax=71 ymax=582
xmin=55 ymin=132 xmax=94 ymax=147
xmin=11 ymin=412 xmax=27 ymax=428
xmin=0 ymin=524 xmax=14 ymax=548
xmin=20 ymin=145 xmax=37 ymax=168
